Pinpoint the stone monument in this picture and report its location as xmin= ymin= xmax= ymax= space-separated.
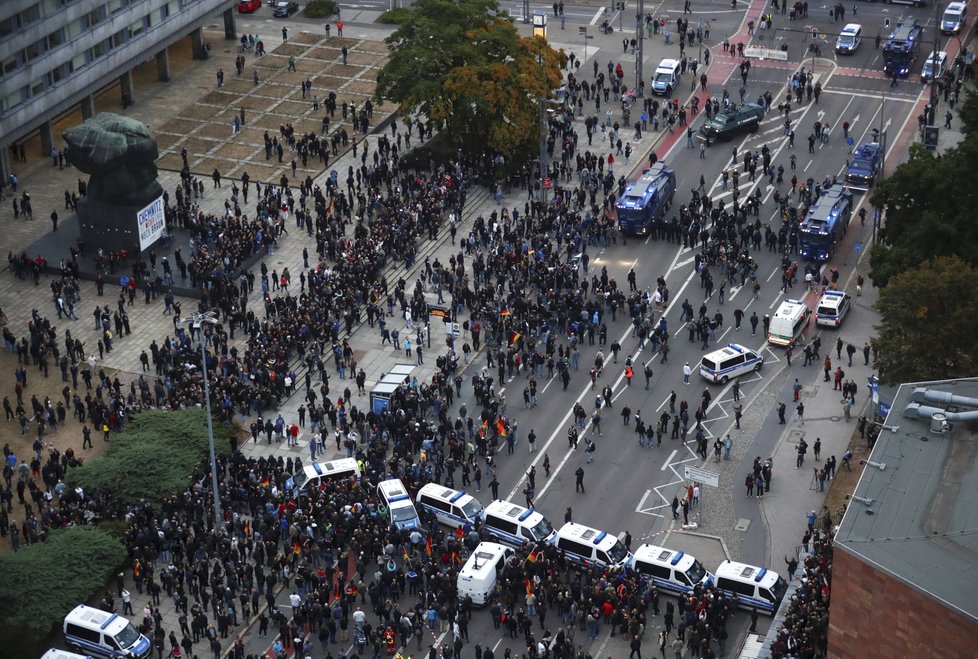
xmin=64 ymin=113 xmax=164 ymax=254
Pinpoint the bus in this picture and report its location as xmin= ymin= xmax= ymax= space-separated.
xmin=615 ymin=163 xmax=676 ymax=236
xmin=799 ymin=184 xmax=853 ymax=261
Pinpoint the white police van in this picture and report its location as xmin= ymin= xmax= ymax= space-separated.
xmin=63 ymin=605 xmax=152 ymax=659
xmin=699 ymin=343 xmax=763 ymax=384
xmin=482 ymin=500 xmax=556 ymax=548
xmin=814 ymin=290 xmax=852 ymax=328
xmin=941 ymin=1 xmax=967 ymax=34
xmin=631 ymin=544 xmax=715 ymax=596
xmin=456 ymin=542 xmax=515 ymax=605
xmin=377 ymin=478 xmax=422 ymax=531
xmin=286 ymin=458 xmax=361 ymax=494
xmin=651 ymin=58 xmax=682 ymax=96
xmin=835 ymin=23 xmax=862 ymax=53
xmin=550 ymin=522 xmax=633 ymax=569
xmin=416 ymin=483 xmax=485 ymax=529
xmin=767 ymin=298 xmax=811 ymax=347
xmin=42 ymin=651 xmax=94 ymax=659
xmin=714 ymin=560 xmax=789 ymax=615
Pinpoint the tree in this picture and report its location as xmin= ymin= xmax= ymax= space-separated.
xmin=376 ymin=0 xmax=564 ymax=162
xmin=956 ymin=87 xmax=978 ymax=138
xmin=870 ymin=140 xmax=978 ymax=287
xmin=68 ymin=409 xmax=232 ymax=504
xmin=874 ymin=256 xmax=978 ymax=383
xmin=0 ymin=527 xmax=126 ymax=653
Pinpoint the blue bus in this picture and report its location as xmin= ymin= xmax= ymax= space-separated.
xmin=799 ymin=184 xmax=853 ymax=261
xmin=883 ymin=21 xmax=923 ymax=77
xmin=616 ymin=163 xmax=676 ymax=236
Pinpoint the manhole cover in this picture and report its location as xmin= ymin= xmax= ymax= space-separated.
xmin=830 ymin=416 xmax=841 ymax=422
xmin=787 ymin=430 xmax=806 ymax=444
xmin=734 ymin=518 xmax=751 ymax=532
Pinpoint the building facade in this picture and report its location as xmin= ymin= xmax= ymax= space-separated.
xmin=0 ymin=0 xmax=236 ymax=184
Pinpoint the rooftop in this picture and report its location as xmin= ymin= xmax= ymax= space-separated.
xmin=834 ymin=377 xmax=978 ymax=622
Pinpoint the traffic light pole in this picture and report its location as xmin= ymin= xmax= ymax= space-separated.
xmin=635 ymin=0 xmax=644 ymax=96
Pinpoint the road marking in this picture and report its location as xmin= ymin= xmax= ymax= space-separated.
xmin=589 ymin=7 xmax=604 ymax=25
xmin=661 ymin=449 xmax=678 ymax=471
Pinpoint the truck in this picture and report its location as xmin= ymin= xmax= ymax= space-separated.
xmin=845 ymin=142 xmax=882 ymax=190
xmin=615 ymin=163 xmax=676 ymax=236
xmin=699 ymin=104 xmax=765 ymax=144
xmin=799 ymin=184 xmax=853 ymax=262
xmin=883 ymin=21 xmax=923 ymax=77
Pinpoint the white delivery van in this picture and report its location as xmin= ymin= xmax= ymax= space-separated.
xmin=767 ymin=298 xmax=810 ymax=347
xmin=63 ymin=605 xmax=152 ymax=659
xmin=456 ymin=542 xmax=515 ymax=605
xmin=416 ymin=483 xmax=484 ymax=529
xmin=483 ymin=500 xmax=556 ymax=548
xmin=550 ymin=523 xmax=633 ymax=569
xmin=377 ymin=478 xmax=422 ymax=531
xmin=714 ymin=560 xmax=789 ymax=615
xmin=814 ymin=290 xmax=852 ymax=327
xmin=631 ymin=544 xmax=715 ymax=596
xmin=699 ymin=343 xmax=763 ymax=384
xmin=286 ymin=458 xmax=361 ymax=493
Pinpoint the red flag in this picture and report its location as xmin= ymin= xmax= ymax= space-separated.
xmin=525 ymin=578 xmax=533 ymax=597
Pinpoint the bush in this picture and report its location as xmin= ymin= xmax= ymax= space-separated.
xmin=0 ymin=527 xmax=126 ymax=651
xmin=68 ymin=409 xmax=232 ymax=504
xmin=304 ymin=0 xmax=338 ymax=18
xmin=377 ymin=8 xmax=413 ymax=24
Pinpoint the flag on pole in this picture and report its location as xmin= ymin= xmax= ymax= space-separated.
xmin=425 ymin=536 xmax=433 ymax=557
xmin=509 ymin=331 xmax=521 ymax=346
xmin=525 ymin=578 xmax=533 ymax=597
xmin=526 ymin=548 xmax=539 ymax=563
xmin=496 ymin=418 xmax=507 ymax=437
xmin=500 ymin=308 xmax=511 ymax=317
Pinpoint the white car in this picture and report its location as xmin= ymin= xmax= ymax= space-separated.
xmin=922 ymin=51 xmax=948 ymax=82
xmin=835 ymin=23 xmax=863 ymax=54
xmin=941 ymin=1 xmax=967 ymax=34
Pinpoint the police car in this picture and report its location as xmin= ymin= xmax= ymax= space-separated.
xmin=835 ymin=23 xmax=863 ymax=54
xmin=941 ymin=1 xmax=967 ymax=34
xmin=814 ymin=290 xmax=852 ymax=328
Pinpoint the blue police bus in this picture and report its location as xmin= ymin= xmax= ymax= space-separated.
xmin=615 ymin=163 xmax=676 ymax=236
xmin=799 ymin=184 xmax=853 ymax=261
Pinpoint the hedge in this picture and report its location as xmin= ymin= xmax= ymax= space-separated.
xmin=68 ymin=408 xmax=232 ymax=504
xmin=304 ymin=0 xmax=338 ymax=18
xmin=0 ymin=526 xmax=126 ymax=651
xmin=377 ymin=8 xmax=413 ymax=24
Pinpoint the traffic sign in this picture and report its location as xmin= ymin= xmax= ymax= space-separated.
xmin=879 ymin=402 xmax=891 ymax=416
xmin=684 ymin=465 xmax=720 ymax=488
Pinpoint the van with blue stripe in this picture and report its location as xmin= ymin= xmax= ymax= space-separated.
xmin=550 ymin=523 xmax=633 ymax=569
xmin=714 ymin=560 xmax=789 ymax=615
xmin=416 ymin=483 xmax=484 ymax=530
xmin=64 ymin=604 xmax=152 ymax=659
xmin=483 ymin=501 xmax=556 ymax=548
xmin=377 ymin=478 xmax=422 ymax=531
xmin=42 ymin=650 xmax=94 ymax=659
xmin=632 ymin=544 xmax=715 ymax=596
xmin=285 ymin=458 xmax=361 ymax=494
xmin=699 ymin=343 xmax=764 ymax=384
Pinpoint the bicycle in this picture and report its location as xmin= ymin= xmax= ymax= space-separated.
xmin=237 ymin=42 xmax=254 ymax=54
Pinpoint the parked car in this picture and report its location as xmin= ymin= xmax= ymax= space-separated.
xmin=273 ymin=1 xmax=299 ymax=17
xmin=237 ymin=0 xmax=261 ymax=13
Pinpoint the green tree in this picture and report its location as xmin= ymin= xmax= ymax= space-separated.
xmin=69 ymin=409 xmax=232 ymax=504
xmin=0 ymin=526 xmax=126 ymax=652
xmin=874 ymin=256 xmax=978 ymax=383
xmin=870 ymin=140 xmax=978 ymax=287
xmin=376 ymin=0 xmax=564 ymax=161
xmin=956 ymin=87 xmax=978 ymax=138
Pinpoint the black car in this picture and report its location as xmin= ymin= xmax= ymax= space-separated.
xmin=273 ymin=1 xmax=299 ymax=16
xmin=699 ymin=104 xmax=765 ymax=144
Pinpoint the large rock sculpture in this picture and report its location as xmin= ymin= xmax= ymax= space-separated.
xmin=64 ymin=113 xmax=164 ymax=253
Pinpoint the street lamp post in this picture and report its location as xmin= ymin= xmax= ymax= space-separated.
xmin=183 ymin=310 xmax=223 ymax=533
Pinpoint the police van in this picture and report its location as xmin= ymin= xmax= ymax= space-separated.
xmin=814 ymin=290 xmax=852 ymax=328
xmin=286 ymin=458 xmax=361 ymax=494
xmin=416 ymin=483 xmax=485 ymax=529
xmin=377 ymin=478 xmax=422 ymax=531
xmin=767 ymin=299 xmax=811 ymax=347
xmin=456 ymin=542 xmax=515 ymax=605
xmin=631 ymin=544 xmax=715 ymax=596
xmin=550 ymin=522 xmax=633 ymax=569
xmin=922 ymin=50 xmax=948 ymax=81
xmin=714 ymin=560 xmax=789 ymax=615
xmin=699 ymin=343 xmax=764 ymax=384
xmin=483 ymin=500 xmax=556 ymax=548
xmin=63 ymin=605 xmax=152 ymax=659
xmin=42 ymin=651 xmax=94 ymax=659
xmin=941 ymin=1 xmax=967 ymax=34
xmin=835 ymin=23 xmax=862 ymax=53
xmin=651 ymin=58 xmax=682 ymax=96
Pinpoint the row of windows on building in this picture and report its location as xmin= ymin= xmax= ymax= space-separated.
xmin=0 ymin=0 xmax=204 ymax=115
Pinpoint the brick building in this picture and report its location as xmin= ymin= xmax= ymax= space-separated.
xmin=829 ymin=378 xmax=978 ymax=658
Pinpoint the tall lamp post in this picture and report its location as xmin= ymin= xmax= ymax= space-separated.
xmin=183 ymin=310 xmax=223 ymax=533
